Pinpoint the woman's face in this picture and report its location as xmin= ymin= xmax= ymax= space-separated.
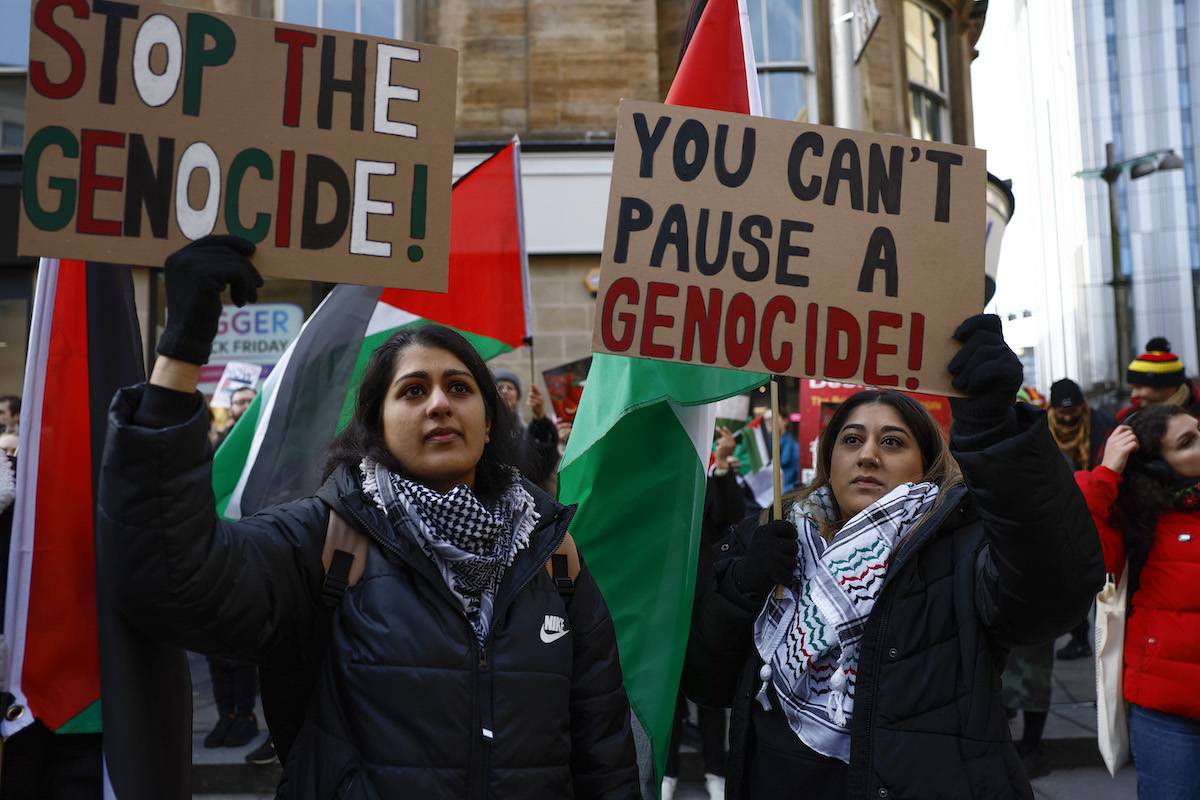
xmin=828 ymin=403 xmax=925 ymax=520
xmin=381 ymin=345 xmax=490 ymax=493
xmin=1159 ymin=413 xmax=1200 ymax=478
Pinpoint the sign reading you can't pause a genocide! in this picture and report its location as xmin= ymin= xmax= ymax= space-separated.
xmin=592 ymin=100 xmax=986 ymax=396
xmin=19 ymin=0 xmax=457 ymax=291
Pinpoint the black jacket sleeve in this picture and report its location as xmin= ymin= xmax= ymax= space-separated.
xmin=681 ymin=515 xmax=762 ymax=708
xmin=703 ymin=470 xmax=747 ymax=540
xmin=97 ymin=384 xmax=327 ymax=661
xmin=566 ymin=557 xmax=640 ymax=799
xmin=953 ymin=404 xmax=1105 ymax=647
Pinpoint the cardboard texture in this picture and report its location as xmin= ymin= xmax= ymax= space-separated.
xmin=20 ymin=0 xmax=457 ymax=290
xmin=591 ymin=100 xmax=987 ymax=396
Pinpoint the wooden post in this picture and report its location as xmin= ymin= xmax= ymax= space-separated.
xmin=771 ymin=377 xmax=785 ymax=601
xmin=770 ymin=378 xmax=783 ymax=519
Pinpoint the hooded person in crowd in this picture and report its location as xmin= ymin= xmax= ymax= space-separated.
xmin=494 ymin=368 xmax=560 ymax=491
xmin=1046 ymin=378 xmax=1115 ymax=661
xmin=1117 ymin=338 xmax=1200 ymax=423
xmin=1076 ymin=406 xmax=1200 ymax=799
xmin=97 ymin=236 xmax=639 ymax=799
xmin=683 ymin=315 xmax=1103 ymax=800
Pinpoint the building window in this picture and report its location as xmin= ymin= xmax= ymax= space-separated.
xmin=905 ymin=0 xmax=950 ymax=142
xmin=277 ymin=0 xmax=406 ymax=39
xmin=747 ymin=0 xmax=818 ymax=123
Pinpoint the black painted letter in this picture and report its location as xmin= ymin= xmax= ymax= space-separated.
xmin=633 ymin=113 xmax=670 ymax=178
xmin=787 ymin=132 xmax=824 ymax=201
xmin=857 ymin=226 xmax=898 ymax=296
xmin=300 ymin=154 xmax=351 ymax=248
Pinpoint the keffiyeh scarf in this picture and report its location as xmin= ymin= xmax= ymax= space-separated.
xmin=361 ymin=458 xmax=539 ymax=644
xmin=753 ymin=481 xmax=939 ymax=762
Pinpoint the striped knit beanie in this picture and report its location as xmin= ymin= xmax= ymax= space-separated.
xmin=1127 ymin=337 xmax=1186 ymax=388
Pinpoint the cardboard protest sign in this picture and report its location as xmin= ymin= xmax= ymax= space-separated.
xmin=211 ymin=361 xmax=262 ymax=408
xmin=20 ymin=0 xmax=457 ymax=290
xmin=542 ymin=356 xmax=592 ymax=423
xmin=591 ymin=100 xmax=986 ymax=395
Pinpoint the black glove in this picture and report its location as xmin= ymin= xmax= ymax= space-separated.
xmin=947 ymin=314 xmax=1023 ymax=432
xmin=732 ymin=520 xmax=798 ymax=598
xmin=156 ymin=235 xmax=262 ymax=365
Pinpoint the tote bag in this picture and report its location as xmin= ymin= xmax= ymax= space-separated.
xmin=1095 ymin=564 xmax=1130 ymax=776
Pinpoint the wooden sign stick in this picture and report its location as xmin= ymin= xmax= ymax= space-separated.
xmin=771 ymin=377 xmax=785 ymax=601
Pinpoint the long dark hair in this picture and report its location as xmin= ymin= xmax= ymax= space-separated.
xmin=1112 ymin=404 xmax=1189 ymax=595
xmin=324 ymin=324 xmax=520 ymax=502
xmin=780 ymin=390 xmax=962 ymax=533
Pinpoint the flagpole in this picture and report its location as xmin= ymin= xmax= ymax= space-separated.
xmin=770 ymin=376 xmax=785 ymax=601
xmin=524 ymin=336 xmax=536 ymax=392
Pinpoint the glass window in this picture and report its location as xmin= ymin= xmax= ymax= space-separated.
xmin=278 ymin=0 xmax=403 ymax=39
xmin=0 ymin=0 xmax=29 ymax=68
xmin=747 ymin=0 xmax=817 ymax=123
xmin=904 ymin=0 xmax=950 ymax=141
xmin=1 ymin=122 xmax=22 ymax=150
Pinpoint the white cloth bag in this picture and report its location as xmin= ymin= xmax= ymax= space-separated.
xmin=1095 ymin=564 xmax=1130 ymax=776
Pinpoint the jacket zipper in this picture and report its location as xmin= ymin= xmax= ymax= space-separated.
xmin=477 ymin=645 xmax=493 ymax=800
xmin=855 ymin=492 xmax=964 ymax=791
xmin=339 ymin=498 xmax=571 ymax=800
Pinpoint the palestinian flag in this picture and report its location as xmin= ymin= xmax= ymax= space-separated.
xmin=557 ymin=0 xmax=767 ymax=785
xmin=1 ymin=259 xmax=139 ymax=740
xmin=215 ymin=139 xmax=528 ymax=518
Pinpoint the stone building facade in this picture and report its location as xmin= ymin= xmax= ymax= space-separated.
xmin=0 ymin=0 xmax=987 ymax=404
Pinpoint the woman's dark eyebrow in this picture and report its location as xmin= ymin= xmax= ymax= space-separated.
xmin=841 ymin=424 xmax=866 ymax=432
xmin=881 ymin=425 xmax=911 ymax=436
xmin=444 ymin=369 xmax=472 ymax=379
xmin=392 ymin=370 xmax=429 ymax=387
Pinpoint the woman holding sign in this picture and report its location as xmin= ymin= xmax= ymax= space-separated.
xmin=684 ymin=315 xmax=1103 ymax=799
xmin=98 ymin=237 xmax=639 ymax=798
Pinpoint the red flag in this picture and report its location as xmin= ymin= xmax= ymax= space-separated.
xmin=380 ymin=138 xmax=530 ymax=349
xmin=3 ymin=260 xmax=145 ymax=737
xmin=666 ymin=0 xmax=762 ymax=115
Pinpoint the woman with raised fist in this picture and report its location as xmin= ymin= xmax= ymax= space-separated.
xmin=98 ymin=236 xmax=638 ymax=799
xmin=684 ymin=315 xmax=1103 ymax=800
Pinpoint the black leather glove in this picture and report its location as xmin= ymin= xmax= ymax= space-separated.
xmin=732 ymin=520 xmax=798 ymax=598
xmin=156 ymin=235 xmax=262 ymax=365
xmin=947 ymin=314 xmax=1023 ymax=432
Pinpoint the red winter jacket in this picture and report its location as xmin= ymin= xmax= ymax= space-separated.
xmin=1075 ymin=466 xmax=1200 ymax=719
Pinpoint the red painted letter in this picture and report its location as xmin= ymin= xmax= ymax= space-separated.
xmin=864 ymin=310 xmax=903 ymax=386
xmin=760 ymin=295 xmax=796 ymax=373
xmin=600 ymin=277 xmax=640 ymax=352
xmin=30 ymin=0 xmax=89 ymax=99
xmin=724 ymin=292 xmax=756 ymax=368
xmin=275 ymin=28 xmax=318 ymax=127
xmin=77 ymin=129 xmax=125 ymax=236
xmin=823 ymin=307 xmax=861 ymax=380
xmin=681 ymin=286 xmax=723 ymax=363
xmin=640 ymin=281 xmax=679 ymax=359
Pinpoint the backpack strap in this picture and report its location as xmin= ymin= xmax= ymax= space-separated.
xmin=320 ymin=509 xmax=368 ymax=605
xmin=545 ymin=532 xmax=580 ymax=600
xmin=264 ymin=509 xmax=369 ymax=766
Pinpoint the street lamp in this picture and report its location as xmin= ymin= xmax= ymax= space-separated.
xmin=1076 ymin=143 xmax=1183 ymax=392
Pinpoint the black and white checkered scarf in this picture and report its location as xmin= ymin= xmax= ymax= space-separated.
xmin=361 ymin=458 xmax=539 ymax=644
xmin=753 ymin=481 xmax=938 ymax=762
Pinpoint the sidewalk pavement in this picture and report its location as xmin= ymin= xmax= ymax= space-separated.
xmin=189 ymin=652 xmax=281 ymax=794
xmin=190 ymin=633 xmax=1124 ymax=795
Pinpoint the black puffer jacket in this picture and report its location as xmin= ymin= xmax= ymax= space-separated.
xmin=683 ymin=406 xmax=1104 ymax=799
xmin=97 ymin=385 xmax=639 ymax=799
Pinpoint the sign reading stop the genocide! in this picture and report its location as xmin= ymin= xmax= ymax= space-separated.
xmin=20 ymin=0 xmax=457 ymax=291
xmin=591 ymin=100 xmax=986 ymax=396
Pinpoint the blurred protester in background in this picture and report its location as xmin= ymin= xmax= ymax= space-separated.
xmin=1116 ymin=339 xmax=1200 ymax=423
